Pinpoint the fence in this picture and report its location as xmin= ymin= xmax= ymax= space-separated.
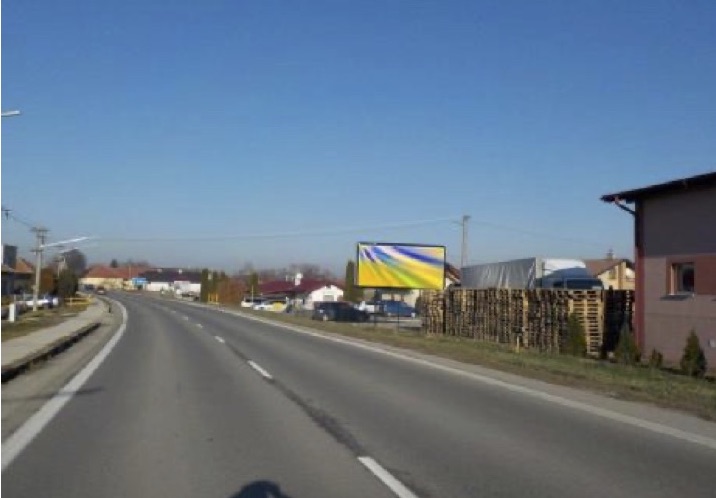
xmin=420 ymin=288 xmax=634 ymax=356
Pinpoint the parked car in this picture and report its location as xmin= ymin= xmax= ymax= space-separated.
xmin=252 ymin=299 xmax=287 ymax=311
xmin=312 ymin=301 xmax=369 ymax=322
xmin=96 ymin=286 xmax=107 ymax=295
xmin=357 ymin=300 xmax=381 ymax=314
xmin=241 ymin=297 xmax=265 ymax=308
xmin=382 ymin=300 xmax=417 ymax=318
xmin=22 ymin=293 xmax=59 ymax=309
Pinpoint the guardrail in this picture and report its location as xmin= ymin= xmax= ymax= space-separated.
xmin=65 ymin=296 xmax=93 ymax=306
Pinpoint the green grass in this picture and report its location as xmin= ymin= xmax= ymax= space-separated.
xmin=234 ymin=307 xmax=716 ymax=421
xmin=1 ymin=305 xmax=87 ymax=342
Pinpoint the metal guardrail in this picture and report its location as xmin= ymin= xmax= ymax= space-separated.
xmin=65 ymin=296 xmax=92 ymax=306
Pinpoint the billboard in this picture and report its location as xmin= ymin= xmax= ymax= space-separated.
xmin=356 ymin=242 xmax=446 ymax=290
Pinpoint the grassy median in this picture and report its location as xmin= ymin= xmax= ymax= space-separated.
xmin=233 ymin=307 xmax=716 ymax=421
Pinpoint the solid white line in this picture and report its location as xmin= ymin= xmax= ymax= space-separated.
xmin=247 ymin=360 xmax=273 ymax=380
xmin=215 ymin=336 xmax=225 ymax=344
xmin=2 ymin=301 xmax=129 ymax=471
xmin=358 ymin=456 xmax=418 ymax=498
xmin=231 ymin=311 xmax=716 ymax=452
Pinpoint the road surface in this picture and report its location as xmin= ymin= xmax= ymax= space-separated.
xmin=3 ymin=293 xmax=715 ymax=497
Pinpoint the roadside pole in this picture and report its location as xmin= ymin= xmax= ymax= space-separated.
xmin=31 ymin=228 xmax=48 ymax=312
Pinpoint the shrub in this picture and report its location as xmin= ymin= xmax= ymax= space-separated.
xmin=648 ymin=349 xmax=664 ymax=370
xmin=680 ymin=330 xmax=707 ymax=378
xmin=563 ymin=313 xmax=587 ymax=357
xmin=614 ymin=322 xmax=641 ymax=365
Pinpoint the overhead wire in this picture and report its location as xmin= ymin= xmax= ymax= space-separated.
xmin=1 ymin=205 xmax=42 ymax=230
xmin=97 ymin=217 xmax=459 ymax=243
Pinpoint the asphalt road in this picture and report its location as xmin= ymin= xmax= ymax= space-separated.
xmin=3 ymin=293 xmax=716 ymax=497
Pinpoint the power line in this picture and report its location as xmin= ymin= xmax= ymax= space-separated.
xmin=97 ymin=217 xmax=459 ymax=243
xmin=468 ymin=218 xmax=605 ymax=248
xmin=1 ymin=205 xmax=40 ymax=230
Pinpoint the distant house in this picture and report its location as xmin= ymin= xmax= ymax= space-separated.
xmin=583 ymin=256 xmax=635 ymax=290
xmin=1 ymin=245 xmax=34 ymax=295
xmin=139 ymin=268 xmax=202 ymax=294
xmin=602 ymin=171 xmax=716 ymax=368
xmin=13 ymin=258 xmax=35 ymax=293
xmin=1 ymin=264 xmax=16 ymax=296
xmin=81 ymin=266 xmax=126 ymax=289
xmin=259 ymin=277 xmax=344 ymax=310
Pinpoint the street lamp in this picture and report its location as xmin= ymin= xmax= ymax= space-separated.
xmin=31 ymin=236 xmax=91 ymax=311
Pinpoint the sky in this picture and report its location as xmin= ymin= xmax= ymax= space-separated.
xmin=2 ymin=0 xmax=715 ymax=275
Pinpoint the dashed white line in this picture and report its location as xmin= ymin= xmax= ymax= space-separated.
xmin=231 ymin=311 xmax=716 ymax=452
xmin=358 ymin=457 xmax=418 ymax=498
xmin=247 ymin=360 xmax=273 ymax=380
xmin=214 ymin=336 xmax=225 ymax=344
xmin=182 ymin=316 xmax=190 ymax=321
xmin=196 ymin=324 xmax=203 ymax=329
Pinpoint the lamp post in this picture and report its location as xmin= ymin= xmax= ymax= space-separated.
xmin=31 ymin=236 xmax=91 ymax=311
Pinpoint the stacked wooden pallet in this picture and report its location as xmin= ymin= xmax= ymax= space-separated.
xmin=568 ymin=290 xmax=604 ymax=355
xmin=421 ymin=290 xmax=444 ymax=335
xmin=524 ymin=289 xmax=567 ymax=352
xmin=420 ymin=288 xmax=634 ymax=356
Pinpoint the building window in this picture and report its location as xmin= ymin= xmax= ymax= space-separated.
xmin=608 ymin=268 xmax=616 ymax=279
xmin=673 ymin=263 xmax=695 ymax=293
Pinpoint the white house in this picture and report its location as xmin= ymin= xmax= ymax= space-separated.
xmin=259 ymin=277 xmax=344 ymax=310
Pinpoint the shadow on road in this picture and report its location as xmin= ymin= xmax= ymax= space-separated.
xmin=229 ymin=480 xmax=293 ymax=498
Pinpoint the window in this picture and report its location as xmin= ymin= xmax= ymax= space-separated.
xmin=608 ymin=268 xmax=616 ymax=279
xmin=673 ymin=263 xmax=695 ymax=293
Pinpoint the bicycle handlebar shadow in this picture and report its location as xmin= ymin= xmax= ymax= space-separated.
xmin=228 ymin=480 xmax=293 ymax=498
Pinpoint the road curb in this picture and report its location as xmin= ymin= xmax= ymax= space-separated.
xmin=1 ymin=321 xmax=103 ymax=383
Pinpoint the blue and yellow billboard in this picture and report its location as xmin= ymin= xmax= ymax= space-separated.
xmin=356 ymin=242 xmax=446 ymax=290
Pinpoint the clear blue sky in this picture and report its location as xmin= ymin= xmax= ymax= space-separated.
xmin=3 ymin=1 xmax=715 ymax=274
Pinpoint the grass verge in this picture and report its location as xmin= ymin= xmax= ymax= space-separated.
xmin=1 ymin=305 xmax=88 ymax=342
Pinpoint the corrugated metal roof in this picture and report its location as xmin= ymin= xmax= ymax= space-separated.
xmin=601 ymin=171 xmax=716 ymax=203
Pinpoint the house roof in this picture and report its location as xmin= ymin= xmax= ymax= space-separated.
xmin=260 ymin=279 xmax=343 ymax=296
xmin=139 ymin=268 xmax=202 ymax=283
xmin=601 ymin=171 xmax=716 ymax=203
xmin=445 ymin=262 xmax=461 ymax=283
xmin=84 ymin=266 xmax=126 ymax=279
xmin=2 ymin=264 xmax=15 ymax=274
xmin=114 ymin=265 xmax=152 ymax=279
xmin=583 ymin=258 xmax=632 ymax=277
xmin=14 ymin=258 xmax=35 ymax=275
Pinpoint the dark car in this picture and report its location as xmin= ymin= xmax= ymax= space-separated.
xmin=312 ymin=301 xmax=369 ymax=322
xmin=382 ymin=300 xmax=417 ymax=318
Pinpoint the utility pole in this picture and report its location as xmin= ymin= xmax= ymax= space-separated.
xmin=31 ymin=227 xmax=48 ymax=312
xmin=460 ymin=215 xmax=471 ymax=269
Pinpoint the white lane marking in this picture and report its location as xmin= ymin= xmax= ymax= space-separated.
xmin=2 ymin=301 xmax=129 ymax=471
xmin=358 ymin=456 xmax=418 ymax=498
xmin=247 ymin=360 xmax=273 ymax=380
xmin=230 ymin=311 xmax=716 ymax=452
xmin=182 ymin=316 xmax=189 ymax=321
xmin=215 ymin=336 xmax=225 ymax=344
xmin=196 ymin=324 xmax=203 ymax=329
